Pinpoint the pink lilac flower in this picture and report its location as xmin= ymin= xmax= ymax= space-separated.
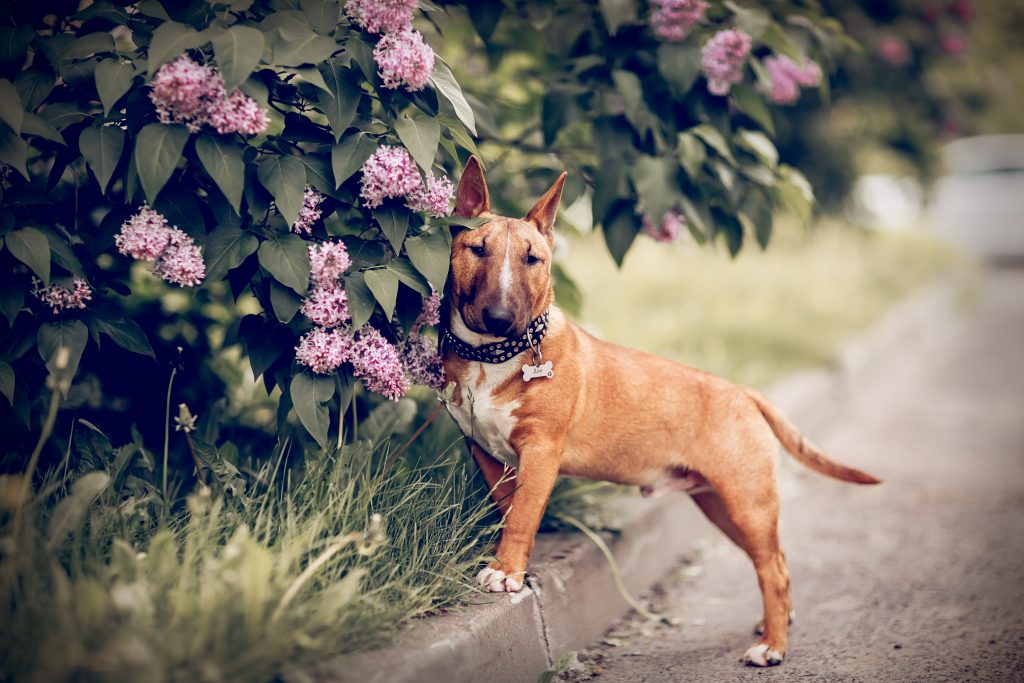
xmin=31 ymin=277 xmax=93 ymax=313
xmin=406 ymin=174 xmax=454 ymax=217
xmin=351 ymin=325 xmax=409 ymax=400
xmin=950 ymin=0 xmax=976 ymax=23
xmin=400 ymin=333 xmax=445 ymax=390
xmin=295 ymin=326 xmax=354 ymax=374
xmin=149 ymin=55 xmax=225 ymax=130
xmin=152 ymin=228 xmax=206 ymax=287
xmin=344 ymin=0 xmax=417 ymax=34
xmin=701 ymin=29 xmax=752 ymax=96
xmin=940 ymin=35 xmax=967 ymax=56
xmin=641 ymin=210 xmax=685 ymax=243
xmin=412 ymin=289 xmax=441 ymax=333
xmin=115 ymin=204 xmax=173 ymax=261
xmin=204 ymin=90 xmax=270 ymax=136
xmin=763 ymin=55 xmax=822 ymax=105
xmin=293 ymin=187 xmax=326 ymax=235
xmin=308 ymin=241 xmax=352 ymax=288
xmin=301 ymin=282 xmax=350 ymax=328
xmin=877 ymin=34 xmax=910 ymax=65
xmin=359 ymin=145 xmax=423 ymax=209
xmin=117 ymin=206 xmax=205 ymax=287
xmin=649 ymin=0 xmax=707 ymax=42
xmin=373 ymin=27 xmax=435 ymax=91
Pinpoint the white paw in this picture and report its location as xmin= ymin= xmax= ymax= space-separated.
xmin=477 ymin=567 xmax=524 ymax=593
xmin=743 ymin=643 xmax=784 ymax=667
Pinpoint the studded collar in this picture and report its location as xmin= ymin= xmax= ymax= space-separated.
xmin=441 ymin=309 xmax=550 ymax=364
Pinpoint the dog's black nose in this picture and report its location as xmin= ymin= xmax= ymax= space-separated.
xmin=482 ymin=306 xmax=516 ymax=336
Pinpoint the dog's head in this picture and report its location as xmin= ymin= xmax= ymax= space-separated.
xmin=448 ymin=157 xmax=566 ymax=338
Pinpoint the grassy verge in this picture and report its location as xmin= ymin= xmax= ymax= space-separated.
xmin=561 ymin=221 xmax=958 ymax=388
xmin=0 ymin=406 xmax=495 ymax=683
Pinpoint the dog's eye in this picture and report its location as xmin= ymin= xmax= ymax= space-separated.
xmin=469 ymin=244 xmax=486 ymax=257
xmin=526 ymin=253 xmax=542 ymax=266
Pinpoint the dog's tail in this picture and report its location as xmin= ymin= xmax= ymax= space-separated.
xmin=745 ymin=388 xmax=882 ymax=485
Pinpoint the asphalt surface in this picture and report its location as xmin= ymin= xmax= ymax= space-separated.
xmin=564 ymin=269 xmax=1024 ymax=682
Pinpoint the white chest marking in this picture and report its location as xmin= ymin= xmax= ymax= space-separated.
xmin=447 ymin=362 xmax=520 ymax=468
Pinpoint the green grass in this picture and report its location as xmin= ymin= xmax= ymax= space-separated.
xmin=561 ymin=221 xmax=958 ymax=389
xmin=0 ymin=409 xmax=496 ymax=683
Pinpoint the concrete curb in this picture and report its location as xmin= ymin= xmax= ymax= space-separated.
xmin=301 ymin=276 xmax=959 ymax=683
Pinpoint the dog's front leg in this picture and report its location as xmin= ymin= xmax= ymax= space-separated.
xmin=478 ymin=440 xmax=561 ymax=593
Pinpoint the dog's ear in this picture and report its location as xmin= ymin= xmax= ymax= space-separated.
xmin=455 ymin=156 xmax=490 ymax=218
xmin=525 ymin=172 xmax=567 ymax=241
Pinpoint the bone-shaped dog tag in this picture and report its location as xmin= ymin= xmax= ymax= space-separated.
xmin=522 ymin=360 xmax=554 ymax=382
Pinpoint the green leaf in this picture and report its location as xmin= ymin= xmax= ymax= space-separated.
xmin=301 ymin=0 xmax=340 ymax=35
xmin=196 ymin=134 xmax=245 ymax=213
xmin=331 ymin=132 xmax=377 ymax=188
xmin=258 ymin=154 xmax=307 ymax=226
xmin=19 ymin=113 xmax=65 ymax=145
xmin=0 ymin=125 xmax=27 ymax=178
xmin=467 ymin=1 xmax=503 ymax=41
xmin=689 ymin=123 xmax=736 ymax=165
xmin=736 ymin=129 xmax=777 ymax=168
xmin=592 ymin=162 xmax=626 ymax=226
xmin=39 ymin=228 xmax=84 ymax=276
xmin=386 ymin=258 xmax=430 ymax=296
xmin=657 ymin=43 xmax=702 ymax=96
xmin=37 ymin=319 xmax=88 ymax=386
xmin=134 ymin=123 xmax=189 ymax=204
xmin=438 ymin=114 xmax=479 ymax=158
xmin=258 ymin=233 xmax=310 ymax=295
xmin=270 ymin=24 xmax=337 ymax=66
xmin=316 ymin=62 xmax=360 ymax=141
xmin=742 ymin=188 xmax=774 ymax=249
xmin=395 ymin=114 xmax=439 ymax=173
xmin=290 ymin=372 xmax=335 ymax=450
xmin=677 ymin=132 xmax=706 ymax=178
xmin=404 ymin=228 xmax=450 ymax=292
xmin=62 ymin=32 xmax=115 ymax=61
xmin=759 ymin=22 xmax=804 ymax=62
xmin=776 ymin=164 xmax=814 ymax=225
xmin=0 ymin=361 xmax=12 ymax=405
xmin=92 ymin=316 xmax=156 ymax=359
xmin=0 ymin=278 xmax=24 ymax=326
xmin=0 ymin=79 xmax=23 ymax=133
xmin=430 ymin=61 xmax=476 ymax=136
xmin=602 ymin=202 xmax=639 ymax=267
xmin=725 ymin=1 xmax=770 ymax=40
xmin=598 ymin=0 xmax=637 ymax=34
xmin=204 ymin=225 xmax=259 ymax=281
xmin=364 ymin=268 xmax=398 ymax=320
xmin=14 ymin=67 xmax=55 ymax=112
xmin=80 ymin=123 xmax=125 ymax=194
xmin=612 ymin=69 xmax=653 ymax=136
xmin=373 ymin=204 xmax=409 ymax=255
xmin=146 ymin=21 xmax=203 ymax=77
xmin=47 ymin=471 xmax=110 ymax=549
xmin=269 ymin=278 xmax=302 ymax=324
xmin=6 ymin=226 xmax=50 ymax=285
xmin=210 ymin=25 xmax=265 ymax=92
xmin=0 ymin=25 xmax=34 ymax=76
xmin=343 ymin=272 xmax=375 ymax=329
xmin=731 ymin=84 xmax=775 ymax=136
xmin=630 ymin=155 xmax=680 ymax=226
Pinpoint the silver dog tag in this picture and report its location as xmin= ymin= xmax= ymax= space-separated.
xmin=522 ymin=360 xmax=554 ymax=382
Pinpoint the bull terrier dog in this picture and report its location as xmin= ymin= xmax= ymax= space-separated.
xmin=441 ymin=157 xmax=881 ymax=667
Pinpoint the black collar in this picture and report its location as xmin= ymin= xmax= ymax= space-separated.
xmin=441 ymin=309 xmax=550 ymax=364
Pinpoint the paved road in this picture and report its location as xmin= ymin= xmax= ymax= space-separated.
xmin=566 ymin=269 xmax=1024 ymax=682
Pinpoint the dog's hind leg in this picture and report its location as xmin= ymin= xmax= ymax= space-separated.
xmin=694 ymin=479 xmax=791 ymax=666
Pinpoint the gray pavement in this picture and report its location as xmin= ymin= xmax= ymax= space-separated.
xmin=565 ymin=268 xmax=1024 ymax=682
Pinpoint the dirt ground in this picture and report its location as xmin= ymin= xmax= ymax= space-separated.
xmin=561 ymin=268 xmax=1024 ymax=682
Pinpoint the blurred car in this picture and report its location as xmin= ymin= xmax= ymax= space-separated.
xmin=930 ymin=135 xmax=1024 ymax=261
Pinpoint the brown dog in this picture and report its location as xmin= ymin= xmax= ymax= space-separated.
xmin=441 ymin=157 xmax=880 ymax=667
